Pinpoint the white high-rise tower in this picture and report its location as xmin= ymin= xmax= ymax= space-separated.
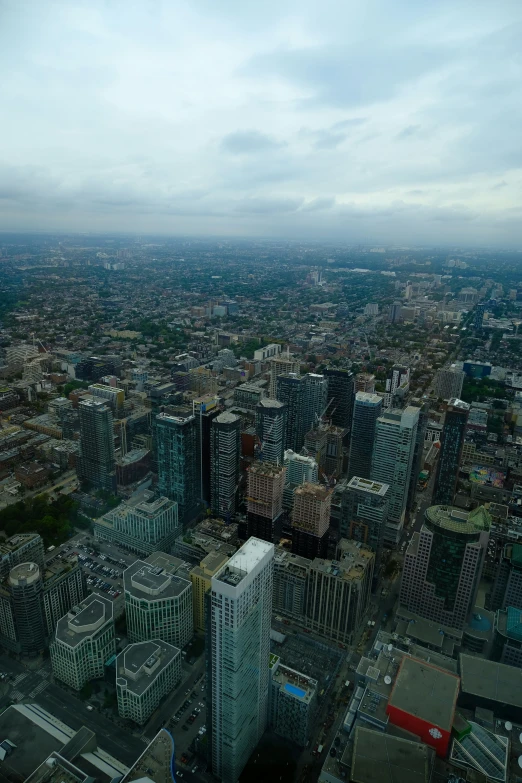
xmin=209 ymin=537 xmax=274 ymax=783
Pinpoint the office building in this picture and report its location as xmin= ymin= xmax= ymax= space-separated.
xmin=277 ymin=373 xmax=327 ymax=453
xmin=304 ymin=540 xmax=374 ymax=644
xmin=347 ymin=393 xmax=383 ymax=481
xmin=116 ymin=640 xmax=181 ymax=725
xmin=434 ymin=368 xmax=465 ymax=401
xmin=50 ymin=594 xmax=115 ymax=691
xmin=283 ymin=450 xmax=318 ymax=510
xmin=400 ymin=505 xmax=490 ymax=629
xmin=370 ymin=407 xmax=419 ymax=546
xmin=0 ymin=555 xmax=85 ymax=656
xmin=273 ymin=548 xmax=310 ymax=620
xmin=324 ymin=368 xmax=354 ymax=431
xmin=292 ymin=483 xmax=332 ymax=559
xmin=269 ymin=355 xmax=299 ymax=398
xmin=210 ymin=412 xmax=241 ymax=518
xmin=94 ymin=492 xmax=179 ymax=556
xmin=77 ymin=399 xmax=116 ymax=493
xmin=433 ymin=399 xmax=470 ymax=506
xmin=246 ymin=462 xmax=286 ymax=541
xmin=209 ymin=538 xmax=274 ymax=782
xmin=193 ymin=396 xmax=221 ymax=506
xmin=155 ymin=411 xmax=199 ymax=523
xmin=255 ymin=398 xmax=286 ymax=465
xmin=269 ymin=656 xmax=317 ymax=747
xmin=340 ymin=476 xmax=389 ymax=572
xmin=124 ymin=554 xmax=193 ymax=649
xmin=234 ymin=383 xmax=266 ymax=411
xmin=190 ymin=551 xmax=230 ymax=633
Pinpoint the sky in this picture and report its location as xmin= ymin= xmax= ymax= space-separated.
xmin=1 ymin=0 xmax=522 ymax=246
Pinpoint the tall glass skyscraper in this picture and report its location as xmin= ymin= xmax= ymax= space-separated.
xmin=347 ymin=392 xmax=382 ymax=481
xmin=155 ymin=412 xmax=199 ymax=524
xmin=209 ymin=538 xmax=274 ymax=783
xmin=324 ymin=368 xmax=355 ymax=431
xmin=276 ymin=373 xmax=327 ymax=453
xmin=77 ymin=399 xmax=116 ymax=492
xmin=370 ymin=406 xmax=419 ymax=546
xmin=433 ymin=399 xmax=470 ymax=506
xmin=400 ymin=504 xmax=490 ymax=629
xmin=210 ymin=412 xmax=241 ymax=518
xmin=255 ymin=398 xmax=287 ymax=465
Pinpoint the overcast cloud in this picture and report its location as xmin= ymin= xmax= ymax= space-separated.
xmin=1 ymin=0 xmax=522 ymax=245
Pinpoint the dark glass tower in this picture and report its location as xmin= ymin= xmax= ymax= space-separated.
xmin=433 ymin=399 xmax=470 ymax=506
xmin=347 ymin=392 xmax=382 ymax=481
xmin=77 ymin=399 xmax=116 ymax=493
xmin=210 ymin=412 xmax=241 ymax=518
xmin=324 ymin=368 xmax=355 ymax=432
xmin=155 ymin=412 xmax=199 ymax=524
xmin=255 ymin=399 xmax=286 ymax=465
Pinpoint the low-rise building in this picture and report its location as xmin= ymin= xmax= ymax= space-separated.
xmin=50 ymin=593 xmax=115 ymax=690
xmin=116 ymin=640 xmax=181 ymax=725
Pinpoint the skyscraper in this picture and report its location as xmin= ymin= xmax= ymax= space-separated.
xmin=255 ymin=398 xmax=286 ymax=465
xmin=277 ymin=373 xmax=327 ymax=453
xmin=324 ymin=368 xmax=355 ymax=431
xmin=474 ymin=302 xmax=486 ymax=330
xmin=77 ymin=399 xmax=116 ymax=493
xmin=400 ymin=505 xmax=490 ymax=629
xmin=433 ymin=399 xmax=470 ymax=506
xmin=269 ymin=355 xmax=299 ymax=398
xmin=210 ymin=412 xmax=241 ymax=518
xmin=347 ymin=393 xmax=382 ymax=481
xmin=291 ymin=483 xmax=332 ymax=559
xmin=209 ymin=538 xmax=274 ymax=783
xmin=155 ymin=412 xmax=199 ymax=524
xmin=370 ymin=407 xmax=419 ymax=546
xmin=340 ymin=476 xmax=389 ymax=573
xmin=193 ymin=396 xmax=221 ymax=506
xmin=406 ymin=402 xmax=429 ymax=512
xmin=283 ymin=450 xmax=318 ymax=510
xmin=246 ymin=462 xmax=286 ymax=541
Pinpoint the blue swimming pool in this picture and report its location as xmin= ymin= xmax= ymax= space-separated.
xmin=284 ymin=683 xmax=306 ymax=698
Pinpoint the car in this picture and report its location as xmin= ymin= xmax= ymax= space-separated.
xmin=182 ymin=725 xmax=189 ymax=731
xmin=177 ymin=774 xmax=183 ymax=779
xmin=181 ymin=754 xmax=188 ymax=763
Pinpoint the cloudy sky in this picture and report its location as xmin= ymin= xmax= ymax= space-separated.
xmin=1 ymin=0 xmax=522 ymax=245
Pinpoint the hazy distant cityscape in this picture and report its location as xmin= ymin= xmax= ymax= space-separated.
xmin=0 ymin=233 xmax=520 ymax=782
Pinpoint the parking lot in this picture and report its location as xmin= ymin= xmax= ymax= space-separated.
xmin=46 ymin=533 xmax=140 ymax=612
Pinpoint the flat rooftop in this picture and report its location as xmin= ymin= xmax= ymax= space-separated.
xmin=351 ymin=727 xmax=435 ymax=783
xmin=294 ymin=482 xmax=332 ymax=501
xmin=271 ymin=663 xmax=317 ymax=704
xmin=117 ymin=640 xmax=179 ymax=696
xmin=215 ymin=537 xmax=273 ymax=587
xmin=425 ymin=504 xmax=491 ymax=534
xmin=55 ymin=594 xmax=113 ymax=647
xmin=0 ymin=533 xmax=40 ymax=555
xmin=388 ymin=657 xmax=460 ymax=732
xmin=124 ymin=558 xmax=190 ymax=600
xmin=459 ymin=654 xmax=522 ymax=709
xmin=347 ymin=476 xmax=390 ymax=496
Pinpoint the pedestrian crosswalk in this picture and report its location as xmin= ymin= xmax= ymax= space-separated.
xmin=11 ymin=690 xmax=24 ymax=702
xmin=29 ymin=681 xmax=48 ymax=698
xmin=12 ymin=673 xmax=28 ymax=686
